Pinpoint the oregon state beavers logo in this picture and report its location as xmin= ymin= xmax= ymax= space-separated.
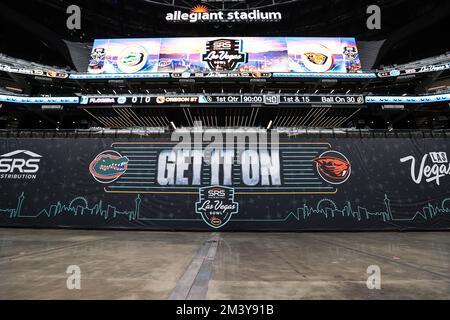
xmin=304 ymin=52 xmax=328 ymax=65
xmin=313 ymin=150 xmax=351 ymax=184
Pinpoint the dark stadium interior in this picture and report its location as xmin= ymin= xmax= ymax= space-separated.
xmin=0 ymin=0 xmax=448 ymax=66
xmin=0 ymin=0 xmax=449 ymax=131
xmin=1 ymin=1 xmax=450 ymax=302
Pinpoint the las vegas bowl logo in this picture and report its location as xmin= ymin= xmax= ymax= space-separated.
xmin=313 ymin=150 xmax=351 ymax=184
xmin=195 ymin=186 xmax=239 ymax=229
xmin=202 ymin=39 xmax=247 ymax=71
xmin=89 ymin=150 xmax=129 ymax=183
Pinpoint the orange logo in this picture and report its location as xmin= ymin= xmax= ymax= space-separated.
xmin=313 ymin=151 xmax=351 ymax=184
xmin=191 ymin=5 xmax=209 ymax=13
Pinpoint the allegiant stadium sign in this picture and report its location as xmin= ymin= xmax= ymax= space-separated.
xmin=166 ymin=10 xmax=282 ymax=23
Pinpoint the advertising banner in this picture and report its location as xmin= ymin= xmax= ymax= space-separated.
xmin=1 ymin=133 xmax=450 ymax=231
xmin=88 ymin=37 xmax=361 ymax=74
xmin=377 ymin=62 xmax=450 ymax=78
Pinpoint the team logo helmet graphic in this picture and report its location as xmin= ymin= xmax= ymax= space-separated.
xmin=300 ymin=44 xmax=334 ymax=72
xmin=89 ymin=150 xmax=129 ymax=183
xmin=313 ymin=150 xmax=351 ymax=184
xmin=195 ymin=186 xmax=239 ymax=229
xmin=304 ymin=52 xmax=328 ymax=66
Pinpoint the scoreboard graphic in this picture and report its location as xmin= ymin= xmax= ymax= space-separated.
xmin=79 ymin=94 xmax=365 ymax=106
xmin=88 ymin=37 xmax=361 ymax=74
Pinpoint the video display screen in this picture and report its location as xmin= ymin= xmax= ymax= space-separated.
xmin=88 ymin=37 xmax=361 ymax=74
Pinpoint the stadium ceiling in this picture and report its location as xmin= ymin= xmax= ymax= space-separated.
xmin=0 ymin=0 xmax=449 ymax=68
xmin=140 ymin=0 xmax=303 ymax=10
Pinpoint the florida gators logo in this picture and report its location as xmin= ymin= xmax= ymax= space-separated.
xmin=313 ymin=151 xmax=351 ymax=184
xmin=89 ymin=150 xmax=129 ymax=183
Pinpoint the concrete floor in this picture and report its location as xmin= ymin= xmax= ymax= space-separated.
xmin=0 ymin=228 xmax=449 ymax=299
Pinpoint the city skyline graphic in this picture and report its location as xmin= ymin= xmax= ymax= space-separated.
xmin=1 ymin=192 xmax=450 ymax=224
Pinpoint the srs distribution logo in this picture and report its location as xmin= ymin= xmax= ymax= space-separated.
xmin=0 ymin=150 xmax=42 ymax=180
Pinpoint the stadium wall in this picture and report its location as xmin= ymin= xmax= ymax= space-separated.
xmin=1 ymin=134 xmax=449 ymax=231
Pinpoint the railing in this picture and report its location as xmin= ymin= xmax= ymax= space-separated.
xmin=0 ymin=128 xmax=449 ymax=139
xmin=377 ymin=52 xmax=450 ymax=71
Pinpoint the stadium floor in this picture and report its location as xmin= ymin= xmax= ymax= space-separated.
xmin=0 ymin=228 xmax=449 ymax=299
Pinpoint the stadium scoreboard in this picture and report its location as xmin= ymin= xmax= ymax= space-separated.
xmin=80 ymin=94 xmax=365 ymax=106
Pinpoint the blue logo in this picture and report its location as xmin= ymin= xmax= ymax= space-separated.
xmin=80 ymin=96 xmax=88 ymax=105
xmin=195 ymin=186 xmax=239 ymax=228
xmin=389 ymin=69 xmax=400 ymax=77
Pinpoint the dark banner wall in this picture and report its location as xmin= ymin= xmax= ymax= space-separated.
xmin=1 ymin=135 xmax=450 ymax=231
